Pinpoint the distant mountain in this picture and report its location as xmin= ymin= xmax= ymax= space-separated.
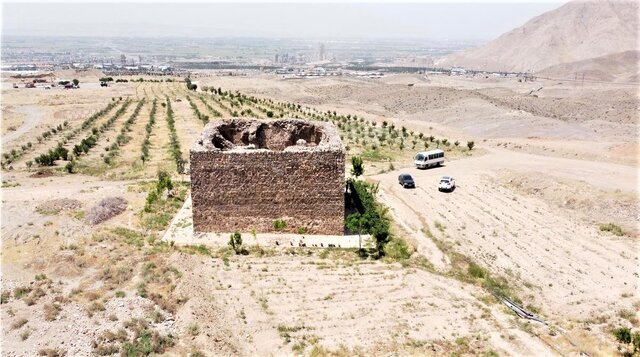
xmin=439 ymin=1 xmax=639 ymax=74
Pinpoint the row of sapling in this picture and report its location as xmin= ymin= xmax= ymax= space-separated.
xmin=212 ymin=88 xmax=280 ymax=117
xmin=185 ymin=96 xmax=209 ymax=124
xmin=1 ymin=122 xmax=69 ymax=168
xmin=68 ymin=100 xmax=132 ymax=166
xmin=34 ymin=143 xmax=69 ymax=166
xmin=205 ymin=94 xmax=234 ymax=116
xmin=203 ymin=87 xmax=468 ymax=160
xmin=164 ymin=97 xmax=186 ymax=173
xmin=200 ymin=86 xmax=476 ymax=154
xmin=104 ymin=99 xmax=145 ymax=164
xmin=311 ymin=108 xmax=475 ymax=153
xmin=29 ymin=101 xmax=122 ymax=168
xmin=141 ymin=99 xmax=157 ymax=164
xmin=197 ymin=96 xmax=222 ymax=118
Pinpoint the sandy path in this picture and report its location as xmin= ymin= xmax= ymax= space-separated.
xmin=171 ymin=96 xmax=205 ymax=163
xmin=372 ymin=148 xmax=638 ymax=319
xmin=3 ymin=106 xmax=44 ymax=144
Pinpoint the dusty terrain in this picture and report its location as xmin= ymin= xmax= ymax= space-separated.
xmin=1 ymin=70 xmax=638 ymax=356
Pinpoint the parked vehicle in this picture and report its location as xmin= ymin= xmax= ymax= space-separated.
xmin=414 ymin=149 xmax=445 ymax=169
xmin=100 ymin=82 xmax=108 ymax=87
xmin=12 ymin=83 xmax=18 ymax=89
xmin=398 ymin=174 xmax=415 ymax=188
xmin=438 ymin=176 xmax=456 ymax=192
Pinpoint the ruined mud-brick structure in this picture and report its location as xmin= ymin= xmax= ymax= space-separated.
xmin=190 ymin=118 xmax=345 ymax=235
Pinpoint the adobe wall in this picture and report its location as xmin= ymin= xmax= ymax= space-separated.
xmin=190 ymin=118 xmax=345 ymax=235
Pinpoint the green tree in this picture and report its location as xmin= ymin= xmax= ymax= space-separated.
xmin=351 ymin=156 xmax=364 ymax=178
xmin=72 ymin=79 xmax=79 ymax=86
xmin=345 ymin=212 xmax=365 ymax=250
xmin=614 ymin=327 xmax=632 ymax=344
xmin=229 ymin=231 xmax=243 ymax=254
xmin=156 ymin=170 xmax=173 ymax=194
xmin=64 ymin=161 xmax=75 ymax=174
xmin=467 ymin=141 xmax=475 ymax=150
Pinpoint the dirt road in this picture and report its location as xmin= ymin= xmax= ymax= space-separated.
xmin=3 ymin=106 xmax=43 ymax=145
xmin=372 ymin=147 xmax=638 ymax=320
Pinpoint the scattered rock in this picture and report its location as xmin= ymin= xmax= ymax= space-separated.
xmin=35 ymin=198 xmax=82 ymax=215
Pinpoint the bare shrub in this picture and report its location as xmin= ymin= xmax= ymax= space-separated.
xmin=85 ymin=197 xmax=128 ymax=225
xmin=44 ymin=303 xmax=62 ymax=321
xmin=11 ymin=318 xmax=28 ymax=329
xmin=37 ymin=348 xmax=66 ymax=357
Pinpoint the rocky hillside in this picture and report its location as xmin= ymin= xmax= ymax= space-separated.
xmin=439 ymin=1 xmax=639 ymax=74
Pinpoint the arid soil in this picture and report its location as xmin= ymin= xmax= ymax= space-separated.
xmin=1 ymin=70 xmax=638 ymax=356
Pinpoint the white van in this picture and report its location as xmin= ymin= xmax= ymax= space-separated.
xmin=414 ymin=149 xmax=445 ymax=169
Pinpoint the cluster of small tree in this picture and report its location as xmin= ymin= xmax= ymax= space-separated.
xmin=185 ymin=77 xmax=197 ymax=91
xmin=164 ymin=97 xmax=185 ymax=173
xmin=144 ymin=170 xmax=174 ymax=212
xmin=115 ymin=79 xmax=129 ymax=83
xmin=141 ymin=99 xmax=157 ymax=164
xmin=346 ymin=178 xmax=391 ymax=257
xmin=73 ymin=136 xmax=97 ymax=156
xmin=613 ymin=327 xmax=640 ymax=356
xmin=58 ymin=79 xmax=79 ymax=86
xmin=99 ymin=77 xmax=114 ymax=82
xmin=34 ymin=143 xmax=68 ymax=166
xmin=186 ymin=96 xmax=209 ymax=124
xmin=208 ymin=87 xmax=223 ymax=95
xmin=240 ymin=108 xmax=253 ymax=116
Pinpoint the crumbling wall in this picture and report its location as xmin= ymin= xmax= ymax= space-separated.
xmin=190 ymin=118 xmax=345 ymax=235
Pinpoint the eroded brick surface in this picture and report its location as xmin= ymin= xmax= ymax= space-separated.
xmin=190 ymin=118 xmax=345 ymax=234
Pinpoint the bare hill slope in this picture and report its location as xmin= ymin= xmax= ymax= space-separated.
xmin=537 ymin=50 xmax=640 ymax=82
xmin=440 ymin=0 xmax=639 ymax=73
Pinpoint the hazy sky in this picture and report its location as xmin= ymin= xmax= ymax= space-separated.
xmin=2 ymin=2 xmax=564 ymax=40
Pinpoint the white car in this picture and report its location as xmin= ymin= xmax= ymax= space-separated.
xmin=438 ymin=176 xmax=456 ymax=192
